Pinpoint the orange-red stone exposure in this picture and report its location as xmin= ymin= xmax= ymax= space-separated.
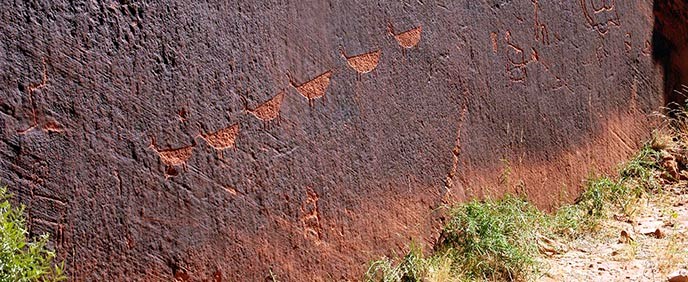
xmin=290 ymin=71 xmax=333 ymax=101
xmin=344 ymin=50 xmax=381 ymax=74
xmin=393 ymin=26 xmax=422 ymax=48
xmin=0 ymin=1 xmax=674 ymax=281
xmin=247 ymin=92 xmax=285 ymax=122
xmin=200 ymin=123 xmax=240 ymax=150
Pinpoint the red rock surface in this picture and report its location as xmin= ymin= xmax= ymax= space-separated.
xmin=653 ymin=0 xmax=688 ymax=106
xmin=0 ymin=1 xmax=666 ymax=280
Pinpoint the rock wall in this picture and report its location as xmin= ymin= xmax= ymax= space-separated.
xmin=0 ymin=0 xmax=664 ymax=280
xmin=653 ymin=0 xmax=688 ymax=106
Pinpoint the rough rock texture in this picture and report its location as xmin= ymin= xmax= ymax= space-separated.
xmin=0 ymin=1 xmax=665 ymax=280
xmin=653 ymin=0 xmax=688 ymax=106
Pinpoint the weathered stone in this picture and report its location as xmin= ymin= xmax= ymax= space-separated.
xmin=0 ymin=1 xmax=666 ymax=280
xmin=619 ymin=230 xmax=634 ymax=244
xmin=668 ymin=269 xmax=688 ymax=282
xmin=653 ymin=0 xmax=688 ymax=107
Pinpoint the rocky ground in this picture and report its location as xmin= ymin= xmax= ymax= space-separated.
xmin=538 ymin=178 xmax=688 ymax=281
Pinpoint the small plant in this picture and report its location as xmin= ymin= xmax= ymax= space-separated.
xmin=0 ymin=186 xmax=65 ymax=282
xmin=548 ymin=203 xmax=589 ymax=238
xmin=619 ymin=144 xmax=661 ymax=192
xmin=439 ymin=195 xmax=541 ymax=281
xmin=574 ymin=175 xmax=646 ymax=219
xmin=576 ymin=177 xmax=615 ymax=218
xmin=366 ymin=196 xmax=545 ymax=281
xmin=498 ymin=159 xmax=512 ymax=186
xmin=576 ymin=150 xmax=661 ymax=220
xmin=657 ymin=226 xmax=688 ymax=274
xmin=364 ymin=243 xmax=438 ymax=282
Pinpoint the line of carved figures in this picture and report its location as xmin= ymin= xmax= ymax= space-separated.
xmin=150 ymin=24 xmax=422 ymax=176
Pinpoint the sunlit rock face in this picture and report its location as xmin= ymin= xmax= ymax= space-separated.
xmin=0 ymin=1 xmax=663 ymax=280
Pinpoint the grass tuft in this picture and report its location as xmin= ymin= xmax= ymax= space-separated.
xmin=365 ymin=196 xmax=544 ymax=281
xmin=439 ymin=195 xmax=540 ymax=281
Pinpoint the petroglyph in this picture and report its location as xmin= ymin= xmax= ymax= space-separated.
xmin=149 ymin=137 xmax=194 ymax=177
xmin=624 ymin=33 xmax=633 ymax=51
xmin=30 ymin=218 xmax=65 ymax=247
xmin=642 ymin=40 xmax=652 ymax=56
xmin=177 ymin=108 xmax=188 ymax=123
xmin=42 ymin=118 xmax=65 ymax=133
xmin=630 ymin=78 xmax=638 ymax=111
xmin=8 ymin=154 xmax=47 ymax=189
xmin=445 ymin=105 xmax=468 ymax=192
xmin=300 ymin=187 xmax=322 ymax=242
xmin=505 ymin=31 xmax=528 ymax=83
xmin=596 ymin=44 xmax=610 ymax=64
xmin=340 ymin=48 xmax=381 ymax=75
xmin=224 ymin=186 xmax=237 ymax=196
xmin=198 ymin=123 xmax=239 ymax=158
xmin=34 ymin=193 xmax=68 ymax=207
xmin=580 ymin=0 xmax=620 ymax=34
xmin=289 ymin=71 xmax=333 ymax=106
xmin=394 ymin=27 xmax=422 ymax=48
xmin=28 ymin=191 xmax=67 ymax=248
xmin=244 ymin=92 xmax=285 ymax=124
xmin=388 ymin=23 xmax=422 ymax=49
xmin=491 ymin=32 xmax=499 ymax=53
xmin=18 ymin=58 xmax=49 ymax=135
xmin=540 ymin=55 xmax=575 ymax=94
xmin=532 ymin=0 xmax=551 ymax=45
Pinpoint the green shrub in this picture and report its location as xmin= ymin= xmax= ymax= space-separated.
xmin=0 ymin=186 xmax=65 ymax=282
xmin=366 ymin=196 xmax=543 ymax=281
xmin=440 ymin=195 xmax=541 ymax=281
xmin=364 ymin=243 xmax=435 ymax=282
xmin=619 ymin=144 xmax=661 ymax=192
xmin=576 ymin=177 xmax=620 ymax=218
